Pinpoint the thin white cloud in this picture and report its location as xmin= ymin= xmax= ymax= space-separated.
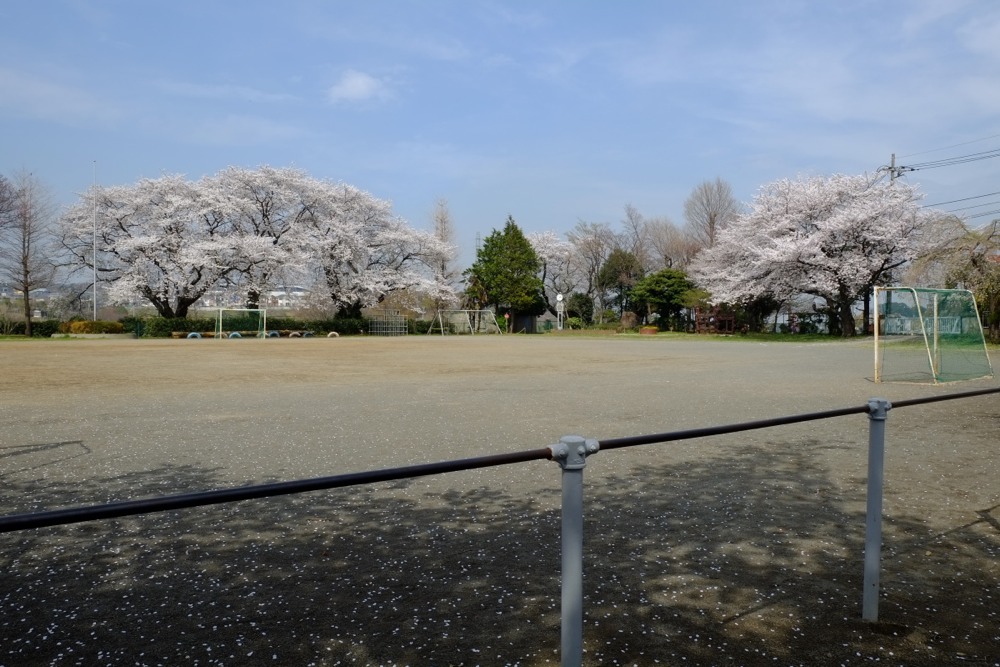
xmin=158 ymin=80 xmax=297 ymax=104
xmin=327 ymin=69 xmax=391 ymax=104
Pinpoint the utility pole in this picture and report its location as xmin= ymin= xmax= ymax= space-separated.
xmin=888 ymin=153 xmax=914 ymax=182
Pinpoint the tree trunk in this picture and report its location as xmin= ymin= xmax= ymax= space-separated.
xmin=837 ymin=289 xmax=856 ymax=338
xmin=21 ymin=291 xmax=32 ymax=336
xmin=339 ymin=301 xmax=364 ymax=319
xmin=861 ymin=289 xmax=871 ymax=336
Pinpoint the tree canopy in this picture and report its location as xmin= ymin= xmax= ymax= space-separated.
xmin=631 ymin=268 xmax=695 ymax=329
xmin=910 ymin=217 xmax=1000 ymax=341
xmin=0 ymin=171 xmax=55 ymax=335
xmin=597 ymin=248 xmax=644 ymax=317
xmin=60 ymin=167 xmax=455 ymax=318
xmin=691 ymin=173 xmax=928 ymax=336
xmin=464 ymin=216 xmax=544 ymax=316
xmin=683 ymin=177 xmax=740 ymax=248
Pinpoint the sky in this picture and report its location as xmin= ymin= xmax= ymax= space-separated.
xmin=3 ymin=0 xmax=1000 ymax=267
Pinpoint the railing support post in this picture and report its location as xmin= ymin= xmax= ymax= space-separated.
xmin=863 ymin=397 xmax=891 ymax=622
xmin=549 ymin=435 xmax=599 ymax=667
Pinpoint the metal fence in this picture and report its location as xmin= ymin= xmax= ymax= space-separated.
xmin=366 ymin=308 xmax=407 ymax=336
xmin=1 ymin=385 xmax=998 ymax=667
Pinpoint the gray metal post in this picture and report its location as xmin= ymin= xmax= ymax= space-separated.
xmin=549 ymin=435 xmax=599 ymax=667
xmin=863 ymin=398 xmax=891 ymax=622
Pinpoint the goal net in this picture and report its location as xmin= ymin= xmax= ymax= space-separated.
xmin=874 ymin=287 xmax=993 ymax=383
xmin=215 ymin=308 xmax=267 ymax=339
xmin=427 ymin=310 xmax=503 ymax=335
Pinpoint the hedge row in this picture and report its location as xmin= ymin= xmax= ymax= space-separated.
xmin=5 ymin=316 xmax=433 ymax=338
xmin=62 ymin=320 xmax=126 ymax=334
xmin=1 ymin=320 xmax=62 ymax=337
xmin=121 ymin=316 xmax=369 ymax=338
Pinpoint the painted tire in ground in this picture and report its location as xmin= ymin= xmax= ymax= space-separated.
xmin=302 ymin=332 xmax=314 ymax=337
xmin=289 ymin=332 xmax=302 ymax=337
xmin=327 ymin=331 xmax=340 ymax=338
xmin=186 ymin=332 xmax=202 ymax=339
xmin=229 ymin=332 xmax=242 ymax=339
xmin=267 ymin=331 xmax=279 ymax=338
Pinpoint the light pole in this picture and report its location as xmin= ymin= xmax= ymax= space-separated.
xmin=93 ymin=161 xmax=98 ymax=322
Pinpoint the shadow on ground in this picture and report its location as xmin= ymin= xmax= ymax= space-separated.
xmin=1 ymin=438 xmax=997 ymax=666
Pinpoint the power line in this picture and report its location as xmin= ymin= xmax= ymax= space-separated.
xmin=964 ymin=208 xmax=1000 ymax=220
xmin=898 ymin=132 xmax=1000 ymax=158
xmin=941 ymin=201 xmax=1000 ymax=213
xmin=906 ymin=147 xmax=1000 ymax=170
xmin=923 ymin=190 xmax=1000 ymax=208
xmin=882 ymin=147 xmax=1000 ymax=181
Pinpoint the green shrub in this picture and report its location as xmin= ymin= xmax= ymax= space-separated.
xmin=119 ymin=316 xmax=146 ymax=337
xmin=408 ymin=318 xmax=434 ymax=334
xmin=68 ymin=320 xmax=125 ymax=334
xmin=133 ymin=315 xmax=368 ymax=337
xmin=590 ymin=321 xmax=621 ymax=331
xmin=28 ymin=320 xmax=61 ymax=337
xmin=142 ymin=317 xmax=216 ymax=337
xmin=263 ymin=316 xmax=307 ymax=332
xmin=324 ymin=317 xmax=365 ymax=335
xmin=564 ymin=317 xmax=584 ymax=330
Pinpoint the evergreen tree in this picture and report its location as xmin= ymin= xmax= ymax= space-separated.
xmin=464 ymin=215 xmax=544 ymax=318
xmin=631 ymin=268 xmax=695 ymax=330
xmin=597 ymin=248 xmax=644 ymax=317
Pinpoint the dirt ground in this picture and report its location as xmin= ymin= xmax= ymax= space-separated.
xmin=0 ymin=335 xmax=997 ymax=666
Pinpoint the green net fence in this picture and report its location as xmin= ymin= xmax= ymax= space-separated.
xmin=875 ymin=287 xmax=994 ymax=383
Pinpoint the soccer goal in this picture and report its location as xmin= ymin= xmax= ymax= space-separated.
xmin=427 ymin=309 xmax=503 ymax=335
xmin=215 ymin=308 xmax=267 ymax=339
xmin=874 ymin=287 xmax=993 ymax=383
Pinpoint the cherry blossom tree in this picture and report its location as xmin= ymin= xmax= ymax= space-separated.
xmin=527 ymin=230 xmax=577 ymax=316
xmin=292 ymin=182 xmax=455 ymax=316
xmin=566 ymin=221 xmax=616 ymax=321
xmin=61 ymin=174 xmax=240 ymax=318
xmin=205 ymin=166 xmax=319 ymax=308
xmin=691 ymin=173 xmax=928 ymax=336
xmin=60 ymin=166 xmax=455 ymax=318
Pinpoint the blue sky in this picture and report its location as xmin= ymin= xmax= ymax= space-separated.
xmin=3 ymin=1 xmax=1000 ymax=266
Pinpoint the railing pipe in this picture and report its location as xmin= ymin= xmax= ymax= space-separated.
xmin=889 ymin=385 xmax=1000 ymax=408
xmin=549 ymin=435 xmax=600 ymax=667
xmin=599 ymin=405 xmax=868 ymax=450
xmin=863 ymin=398 xmax=891 ymax=621
xmin=0 ymin=447 xmax=554 ymax=533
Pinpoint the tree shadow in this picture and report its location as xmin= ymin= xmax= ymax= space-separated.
xmin=0 ymin=440 xmax=91 ymax=476
xmin=0 ymin=437 xmax=996 ymax=666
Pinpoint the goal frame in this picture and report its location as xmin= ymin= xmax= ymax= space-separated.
xmin=214 ymin=308 xmax=267 ymax=340
xmin=873 ymin=286 xmax=993 ymax=383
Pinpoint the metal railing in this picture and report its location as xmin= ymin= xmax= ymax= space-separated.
xmin=1 ymin=385 xmax=998 ymax=667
